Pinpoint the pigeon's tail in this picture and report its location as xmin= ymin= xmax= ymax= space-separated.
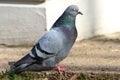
xmin=9 ymin=54 xmax=37 ymax=74
xmin=8 ymin=62 xmax=32 ymax=74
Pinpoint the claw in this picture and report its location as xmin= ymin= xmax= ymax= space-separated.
xmin=55 ymin=65 xmax=68 ymax=72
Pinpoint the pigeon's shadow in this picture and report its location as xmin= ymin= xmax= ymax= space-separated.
xmin=8 ymin=61 xmax=54 ymax=72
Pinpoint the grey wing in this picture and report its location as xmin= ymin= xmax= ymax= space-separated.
xmin=29 ymin=29 xmax=64 ymax=59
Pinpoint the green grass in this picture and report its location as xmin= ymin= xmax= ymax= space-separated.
xmin=0 ymin=71 xmax=120 ymax=80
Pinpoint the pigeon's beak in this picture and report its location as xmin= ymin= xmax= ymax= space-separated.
xmin=78 ymin=11 xmax=83 ymax=15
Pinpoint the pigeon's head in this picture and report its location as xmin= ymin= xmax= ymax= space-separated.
xmin=65 ymin=5 xmax=83 ymax=17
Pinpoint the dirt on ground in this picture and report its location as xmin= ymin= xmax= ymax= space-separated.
xmin=0 ymin=35 xmax=120 ymax=73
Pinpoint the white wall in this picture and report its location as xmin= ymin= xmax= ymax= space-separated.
xmin=96 ymin=0 xmax=120 ymax=34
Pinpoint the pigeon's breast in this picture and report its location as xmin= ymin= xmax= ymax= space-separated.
xmin=61 ymin=27 xmax=77 ymax=42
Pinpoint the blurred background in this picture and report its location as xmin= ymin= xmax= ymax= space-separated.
xmin=0 ymin=0 xmax=120 ymax=72
xmin=0 ymin=0 xmax=120 ymax=46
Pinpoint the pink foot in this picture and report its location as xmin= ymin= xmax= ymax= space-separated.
xmin=55 ymin=65 xmax=68 ymax=72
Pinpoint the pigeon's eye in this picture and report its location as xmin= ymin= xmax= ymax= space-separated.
xmin=72 ymin=8 xmax=78 ymax=12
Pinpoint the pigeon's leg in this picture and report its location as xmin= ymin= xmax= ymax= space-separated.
xmin=55 ymin=65 xmax=68 ymax=72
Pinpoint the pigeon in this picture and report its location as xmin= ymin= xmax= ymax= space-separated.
xmin=9 ymin=5 xmax=83 ymax=73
